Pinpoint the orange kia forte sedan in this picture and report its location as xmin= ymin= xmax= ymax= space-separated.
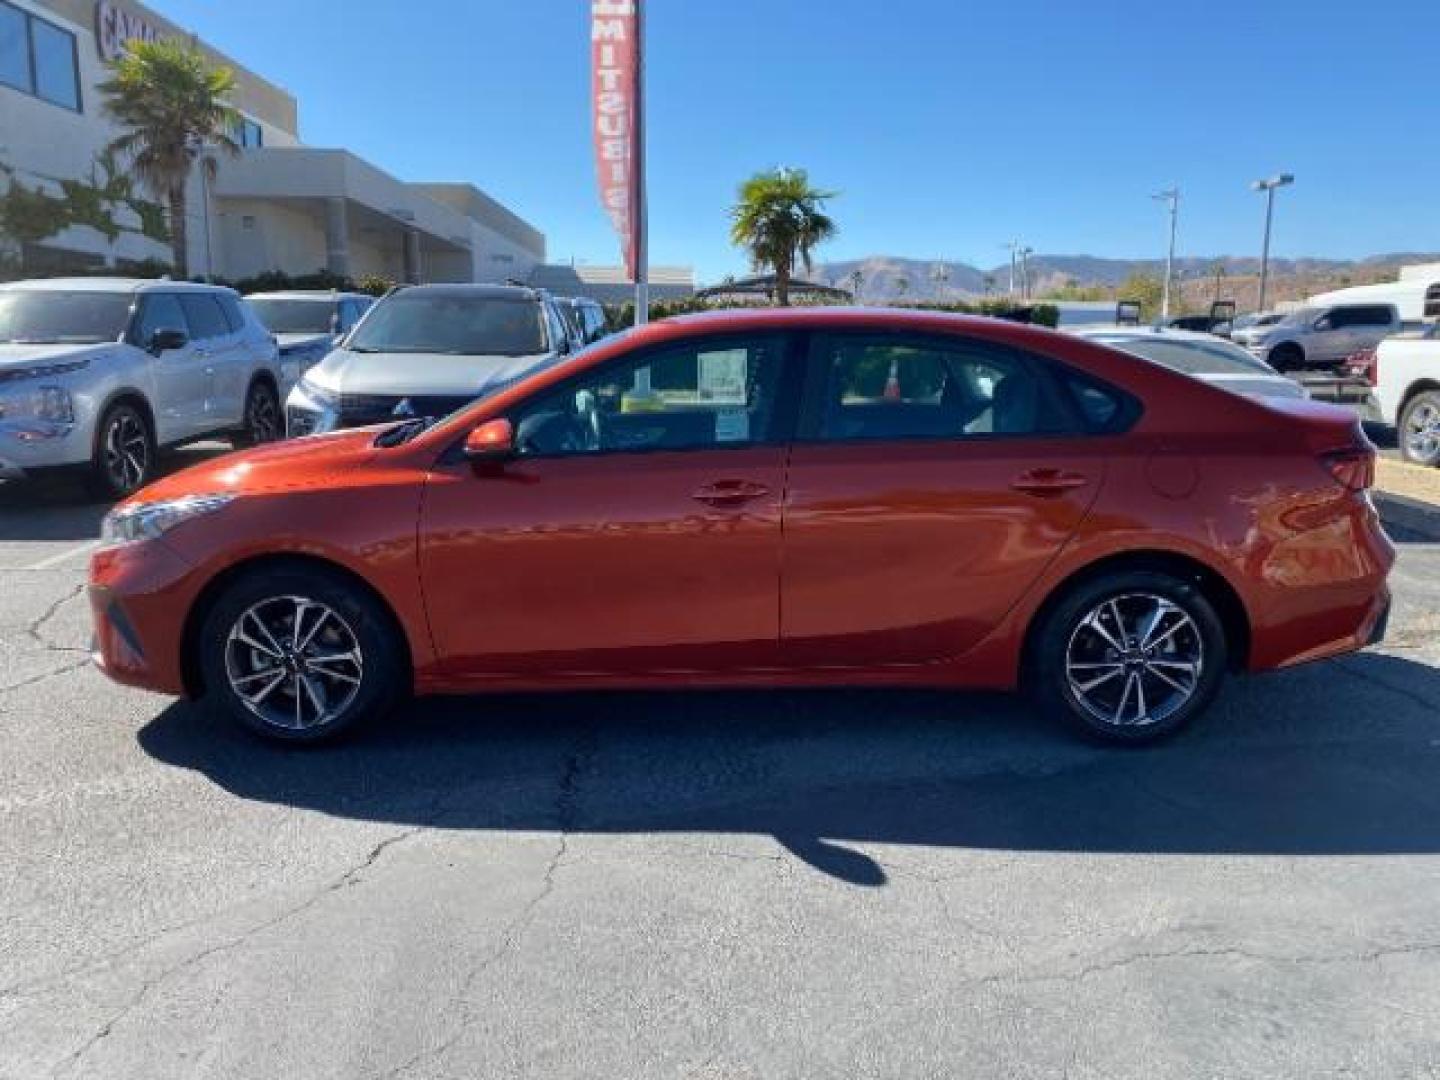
xmin=89 ymin=308 xmax=1393 ymax=745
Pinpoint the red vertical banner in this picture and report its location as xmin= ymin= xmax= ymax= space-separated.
xmin=591 ymin=0 xmax=643 ymax=282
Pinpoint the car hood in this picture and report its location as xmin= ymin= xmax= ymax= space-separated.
xmin=305 ymin=347 xmax=555 ymax=397
xmin=0 ymin=341 xmax=113 ymax=371
xmin=275 ymin=332 xmax=334 ymax=352
xmin=1198 ymin=372 xmax=1305 ymax=400
xmin=124 ymin=425 xmax=385 ymax=506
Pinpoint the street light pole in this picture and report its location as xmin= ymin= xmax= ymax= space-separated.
xmin=1251 ymin=173 xmax=1294 ymax=314
xmin=1019 ymin=245 xmax=1034 ymax=300
xmin=1152 ymin=187 xmax=1180 ymax=322
xmin=1004 ymin=241 xmax=1020 ymax=298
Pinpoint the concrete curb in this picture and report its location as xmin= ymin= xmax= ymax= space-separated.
xmin=1375 ymin=490 xmax=1440 ymax=542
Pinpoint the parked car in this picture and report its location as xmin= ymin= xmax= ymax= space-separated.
xmin=1242 ymin=303 xmax=1401 ymax=373
xmin=284 ymin=284 xmax=569 ymax=436
xmin=92 ymin=308 xmax=1392 ymax=748
xmin=1361 ymin=324 xmax=1440 ymax=465
xmin=1166 ymin=301 xmax=1236 ymax=337
xmin=1229 ymin=312 xmax=1285 ymax=347
xmin=1074 ymin=326 xmax=1306 ymax=401
xmin=547 ymin=294 xmax=588 ymax=353
xmin=0 ymin=277 xmax=281 ymax=498
xmin=246 ymin=290 xmax=373 ymax=390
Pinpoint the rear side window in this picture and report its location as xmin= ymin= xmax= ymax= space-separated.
xmin=216 ymin=294 xmax=245 ymax=333
xmin=813 ymin=336 xmax=1074 ymax=441
xmin=179 ymin=294 xmax=231 ymax=340
xmin=1063 ymin=374 xmax=1131 ymax=433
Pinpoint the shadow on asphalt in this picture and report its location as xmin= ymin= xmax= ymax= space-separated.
xmin=0 ymin=444 xmax=231 ymax=542
xmin=137 ymin=651 xmax=1440 ymax=887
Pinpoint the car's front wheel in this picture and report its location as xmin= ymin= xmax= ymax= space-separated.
xmin=198 ymin=565 xmax=406 ymax=743
xmin=89 ymin=401 xmax=155 ymax=500
xmin=1399 ymin=390 xmax=1440 ymax=467
xmin=1268 ymin=343 xmax=1304 ymax=372
xmin=232 ymin=379 xmax=282 ymax=448
xmin=1032 ymin=570 xmax=1228 ymax=745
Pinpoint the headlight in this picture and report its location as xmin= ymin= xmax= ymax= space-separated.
xmin=0 ymin=385 xmax=75 ymax=423
xmin=100 ymin=494 xmax=235 ymax=546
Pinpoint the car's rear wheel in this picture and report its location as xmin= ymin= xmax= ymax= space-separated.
xmin=89 ymin=401 xmax=155 ymax=500
xmin=199 ymin=566 xmax=405 ymax=743
xmin=1032 ymin=570 xmax=1228 ymax=745
xmin=1399 ymin=391 xmax=1440 ymax=467
xmin=232 ymin=379 xmax=282 ymax=448
xmin=1268 ymin=343 xmax=1304 ymax=372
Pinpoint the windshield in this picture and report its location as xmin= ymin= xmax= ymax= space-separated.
xmin=346 ymin=293 xmax=547 ymax=356
xmin=0 ymin=291 xmax=132 ymax=344
xmin=1278 ymin=307 xmax=1319 ymax=327
xmin=249 ymin=298 xmax=336 ymax=334
xmin=1096 ymin=335 xmax=1276 ymax=376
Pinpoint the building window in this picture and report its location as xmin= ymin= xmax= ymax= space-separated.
xmin=229 ymin=116 xmax=263 ymax=148
xmin=0 ymin=1 xmax=81 ymax=112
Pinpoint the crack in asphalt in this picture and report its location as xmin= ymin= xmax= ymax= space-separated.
xmin=24 ymin=582 xmax=88 ymax=655
xmin=376 ymin=725 xmax=598 ymax=1080
xmin=43 ymin=809 xmax=442 ymax=1078
xmin=0 ymin=660 xmax=90 ymax=700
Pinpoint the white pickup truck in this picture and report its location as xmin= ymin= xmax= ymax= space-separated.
xmin=1368 ymin=327 xmax=1440 ymax=465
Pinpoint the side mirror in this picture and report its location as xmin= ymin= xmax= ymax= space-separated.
xmin=149 ymin=326 xmax=188 ymax=353
xmin=463 ymin=418 xmax=515 ymax=462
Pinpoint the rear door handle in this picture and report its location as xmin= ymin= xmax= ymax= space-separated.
xmin=692 ymin=479 xmax=771 ymax=507
xmin=1011 ymin=469 xmax=1089 ymax=497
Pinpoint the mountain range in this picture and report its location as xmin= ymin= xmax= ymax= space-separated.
xmin=811 ymin=253 xmax=1440 ymax=308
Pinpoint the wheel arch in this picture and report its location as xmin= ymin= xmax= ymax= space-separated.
xmin=92 ymin=389 xmax=156 ymax=454
xmin=1267 ymin=339 xmax=1305 ymax=368
xmin=1021 ymin=548 xmax=1252 ymax=680
xmin=1399 ymin=379 xmax=1440 ymax=419
xmin=179 ymin=552 xmax=415 ymax=699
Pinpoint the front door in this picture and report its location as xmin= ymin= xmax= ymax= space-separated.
xmin=418 ymin=332 xmax=799 ymax=678
xmin=781 ymin=332 xmax=1105 ymax=667
xmin=134 ymin=293 xmax=209 ymax=442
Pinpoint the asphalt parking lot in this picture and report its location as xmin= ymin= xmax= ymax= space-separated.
xmin=3 ymin=450 xmax=1440 ymax=1079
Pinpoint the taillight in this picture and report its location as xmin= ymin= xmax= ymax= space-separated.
xmin=1320 ymin=446 xmax=1375 ymax=492
xmin=1344 ymin=348 xmax=1378 ymax=387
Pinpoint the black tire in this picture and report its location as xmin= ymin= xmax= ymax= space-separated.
xmin=198 ymin=565 xmax=406 ymax=743
xmin=88 ymin=401 xmax=156 ymax=500
xmin=232 ymin=379 xmax=282 ymax=449
xmin=1268 ymin=343 xmax=1304 ymax=373
xmin=1398 ymin=390 xmax=1440 ymax=467
xmin=1031 ymin=570 xmax=1228 ymax=746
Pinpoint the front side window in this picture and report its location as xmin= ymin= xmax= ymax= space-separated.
xmin=179 ymin=294 xmax=231 ymax=341
xmin=0 ymin=290 xmax=131 ymax=344
xmin=134 ymin=294 xmax=186 ymax=345
xmin=815 ymin=337 xmax=1071 ymax=441
xmin=513 ymin=336 xmax=787 ymax=456
xmin=347 ymin=293 xmax=546 ymax=356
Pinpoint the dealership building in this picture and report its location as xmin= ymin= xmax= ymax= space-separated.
xmin=0 ymin=0 xmax=546 ymax=282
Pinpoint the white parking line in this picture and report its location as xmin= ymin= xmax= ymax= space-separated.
xmin=22 ymin=541 xmax=100 ymax=572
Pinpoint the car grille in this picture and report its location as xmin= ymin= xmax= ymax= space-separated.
xmin=335 ymin=393 xmax=477 ymax=427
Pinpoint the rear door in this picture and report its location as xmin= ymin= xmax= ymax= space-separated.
xmin=184 ymin=292 xmax=248 ymax=427
xmin=780 ymin=332 xmax=1106 ymax=667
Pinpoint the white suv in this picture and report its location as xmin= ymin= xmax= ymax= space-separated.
xmin=0 ymin=278 xmax=281 ymax=498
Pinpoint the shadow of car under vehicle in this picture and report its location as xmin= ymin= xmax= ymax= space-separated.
xmin=136 ymin=651 xmax=1440 ymax=887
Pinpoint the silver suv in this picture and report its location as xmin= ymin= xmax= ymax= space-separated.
xmin=1242 ymin=302 xmax=1400 ymax=372
xmin=0 ymin=278 xmax=281 ymax=498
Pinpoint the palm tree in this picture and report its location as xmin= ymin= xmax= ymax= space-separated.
xmin=895 ymin=275 xmax=910 ymax=301
xmin=729 ymin=168 xmax=837 ymax=306
xmin=847 ymin=268 xmax=863 ymax=303
xmin=930 ymin=262 xmax=949 ymax=297
xmin=982 ymin=273 xmax=996 ymax=296
xmin=99 ymin=39 xmax=241 ymax=278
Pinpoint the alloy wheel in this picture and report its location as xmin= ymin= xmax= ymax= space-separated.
xmin=1404 ymin=400 xmax=1440 ymax=463
xmin=103 ymin=411 xmax=150 ymax=493
xmin=224 ymin=595 xmax=364 ymax=731
xmin=248 ymin=385 xmax=281 ymax=443
xmin=1065 ymin=593 xmax=1204 ymax=729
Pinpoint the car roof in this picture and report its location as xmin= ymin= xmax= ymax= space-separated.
xmin=0 ymin=277 xmax=237 ymax=295
xmin=245 ymin=290 xmax=371 ymax=301
xmin=1073 ymin=324 xmax=1231 ymax=344
xmin=396 ymin=283 xmax=540 ymax=301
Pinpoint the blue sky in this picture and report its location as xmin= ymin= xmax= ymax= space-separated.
xmin=152 ymin=0 xmax=1439 ymax=283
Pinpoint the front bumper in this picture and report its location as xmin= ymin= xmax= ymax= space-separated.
xmin=0 ymin=419 xmax=87 ymax=478
xmin=89 ymin=538 xmax=203 ymax=696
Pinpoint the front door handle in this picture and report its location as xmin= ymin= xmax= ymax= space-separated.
xmin=692 ymin=479 xmax=771 ymax=507
xmin=1011 ymin=469 xmax=1089 ymax=497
